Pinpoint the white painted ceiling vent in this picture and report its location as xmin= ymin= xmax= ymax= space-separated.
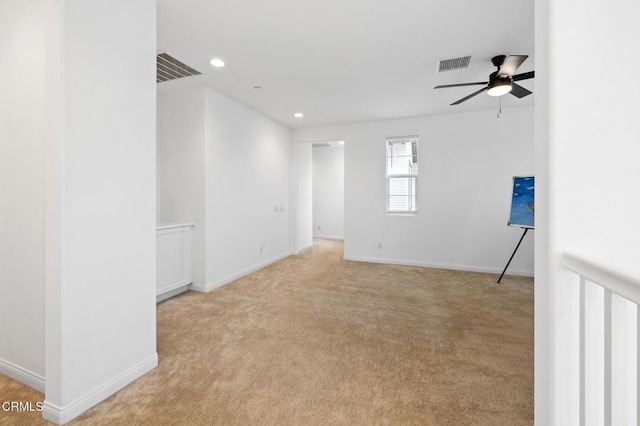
xmin=436 ymin=55 xmax=472 ymax=73
xmin=157 ymin=53 xmax=201 ymax=83
xmin=312 ymin=143 xmax=331 ymax=148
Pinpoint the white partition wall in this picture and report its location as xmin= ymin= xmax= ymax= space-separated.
xmin=535 ymin=0 xmax=640 ymax=423
xmin=297 ymin=143 xmax=314 ymax=251
xmin=156 ymin=224 xmax=194 ymax=302
xmin=0 ymin=0 xmax=46 ymax=392
xmin=204 ymin=89 xmax=292 ymax=289
xmin=43 ymin=1 xmax=158 ymax=423
xmin=157 ymin=87 xmax=292 ymax=293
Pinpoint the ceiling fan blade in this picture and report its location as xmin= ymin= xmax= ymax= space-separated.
xmin=510 ymin=83 xmax=532 ymax=98
xmin=451 ymin=87 xmax=488 ymax=105
xmin=497 ymin=55 xmax=528 ymax=77
xmin=512 ymin=71 xmax=534 ymax=81
xmin=434 ymin=82 xmax=487 ymax=89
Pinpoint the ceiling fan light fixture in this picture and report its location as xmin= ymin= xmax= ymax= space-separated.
xmin=487 ymin=79 xmax=512 ymax=97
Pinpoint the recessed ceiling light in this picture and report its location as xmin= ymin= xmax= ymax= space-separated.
xmin=210 ymin=58 xmax=225 ymax=68
xmin=338 ymin=141 xmax=344 ymax=145
xmin=294 ymin=112 xmax=304 ymax=118
xmin=254 ymin=86 xmax=262 ymax=90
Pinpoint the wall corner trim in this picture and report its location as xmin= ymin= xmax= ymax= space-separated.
xmin=41 ymin=353 xmax=158 ymax=425
xmin=0 ymin=358 xmax=45 ymax=393
xmin=343 ymin=255 xmax=534 ymax=277
xmin=190 ymin=251 xmax=291 ymax=293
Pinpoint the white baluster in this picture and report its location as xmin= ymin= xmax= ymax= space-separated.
xmin=604 ymin=289 xmax=612 ymax=426
xmin=580 ymin=276 xmax=586 ymax=426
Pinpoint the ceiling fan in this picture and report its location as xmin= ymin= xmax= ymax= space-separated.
xmin=434 ymin=55 xmax=535 ymax=105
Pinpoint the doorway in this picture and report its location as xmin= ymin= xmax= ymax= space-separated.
xmin=311 ymin=141 xmax=345 ymax=241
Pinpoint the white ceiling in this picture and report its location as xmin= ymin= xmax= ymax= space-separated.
xmin=157 ymin=0 xmax=535 ymax=129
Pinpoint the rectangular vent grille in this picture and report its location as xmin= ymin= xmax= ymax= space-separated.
xmin=157 ymin=53 xmax=201 ymax=83
xmin=312 ymin=143 xmax=331 ymax=148
xmin=437 ymin=55 xmax=471 ymax=73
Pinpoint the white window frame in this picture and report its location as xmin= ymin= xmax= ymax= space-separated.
xmin=386 ymin=135 xmax=418 ymax=214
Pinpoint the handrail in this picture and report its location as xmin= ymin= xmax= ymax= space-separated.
xmin=156 ymin=223 xmax=195 ymax=231
xmin=562 ymin=252 xmax=640 ymax=305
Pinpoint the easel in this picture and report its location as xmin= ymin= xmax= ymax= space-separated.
xmin=497 ymin=227 xmax=531 ymax=284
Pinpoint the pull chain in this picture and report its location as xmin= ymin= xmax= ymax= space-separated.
xmin=496 ymin=96 xmax=502 ymax=118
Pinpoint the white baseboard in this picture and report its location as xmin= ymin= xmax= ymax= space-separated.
xmin=156 ymin=284 xmax=190 ymax=303
xmin=190 ymin=251 xmax=291 ymax=293
xmin=0 ymin=358 xmax=45 ymax=393
xmin=313 ymin=235 xmax=344 ymax=240
xmin=298 ymin=242 xmax=314 ymax=252
xmin=343 ymin=255 xmax=534 ymax=277
xmin=290 ymin=242 xmax=313 ymax=256
xmin=42 ymin=353 xmax=158 ymax=425
xmin=156 ymin=279 xmax=191 ymax=296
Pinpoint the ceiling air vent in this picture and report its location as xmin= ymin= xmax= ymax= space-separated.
xmin=157 ymin=53 xmax=201 ymax=83
xmin=312 ymin=143 xmax=331 ymax=148
xmin=436 ymin=55 xmax=472 ymax=73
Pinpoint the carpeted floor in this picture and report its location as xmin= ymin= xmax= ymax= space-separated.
xmin=1 ymin=239 xmax=533 ymax=425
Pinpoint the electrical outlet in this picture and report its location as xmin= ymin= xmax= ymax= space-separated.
xmin=278 ymin=204 xmax=284 ymax=212
xmin=377 ymin=242 xmax=383 ymax=249
xmin=274 ymin=205 xmax=278 ymax=211
xmin=317 ymin=225 xmax=321 ymax=230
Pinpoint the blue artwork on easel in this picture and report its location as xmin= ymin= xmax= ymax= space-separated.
xmin=508 ymin=176 xmax=535 ymax=228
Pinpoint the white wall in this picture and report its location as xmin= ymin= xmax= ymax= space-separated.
xmin=550 ymin=8 xmax=640 ymax=276
xmin=0 ymin=0 xmax=46 ymax=391
xmin=295 ymin=107 xmax=535 ymax=275
xmin=157 ymin=87 xmax=293 ymax=293
xmin=534 ymin=0 xmax=550 ymax=420
xmin=157 ymin=88 xmax=206 ymax=287
xmin=204 ymin=88 xmax=292 ymax=288
xmin=536 ymin=0 xmax=640 ymax=423
xmin=297 ymin=143 xmax=313 ymax=251
xmin=312 ymin=145 xmax=344 ymax=240
xmin=549 ymin=0 xmax=640 ymax=276
xmin=43 ymin=1 xmax=157 ymax=423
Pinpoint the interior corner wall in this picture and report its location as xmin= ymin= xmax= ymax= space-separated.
xmin=312 ymin=145 xmax=344 ymax=240
xmin=297 ymin=143 xmax=313 ymax=251
xmin=0 ymin=0 xmax=46 ymax=391
xmin=203 ymin=88 xmax=292 ymax=289
xmin=43 ymin=1 xmax=157 ymax=423
xmin=549 ymin=0 xmax=640 ymax=280
xmin=539 ymin=0 xmax=640 ymax=423
xmin=157 ymin=87 xmax=207 ymax=288
xmin=294 ymin=106 xmax=535 ymax=275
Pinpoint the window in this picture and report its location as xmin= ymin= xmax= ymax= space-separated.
xmin=386 ymin=136 xmax=418 ymax=213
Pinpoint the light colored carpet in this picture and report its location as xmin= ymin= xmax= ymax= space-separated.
xmin=0 ymin=239 xmax=533 ymax=425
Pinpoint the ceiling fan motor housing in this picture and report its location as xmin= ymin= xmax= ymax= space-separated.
xmin=487 ymin=71 xmax=513 ymax=96
xmin=489 ymin=71 xmax=510 ymax=82
xmin=491 ymin=55 xmax=507 ymax=68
